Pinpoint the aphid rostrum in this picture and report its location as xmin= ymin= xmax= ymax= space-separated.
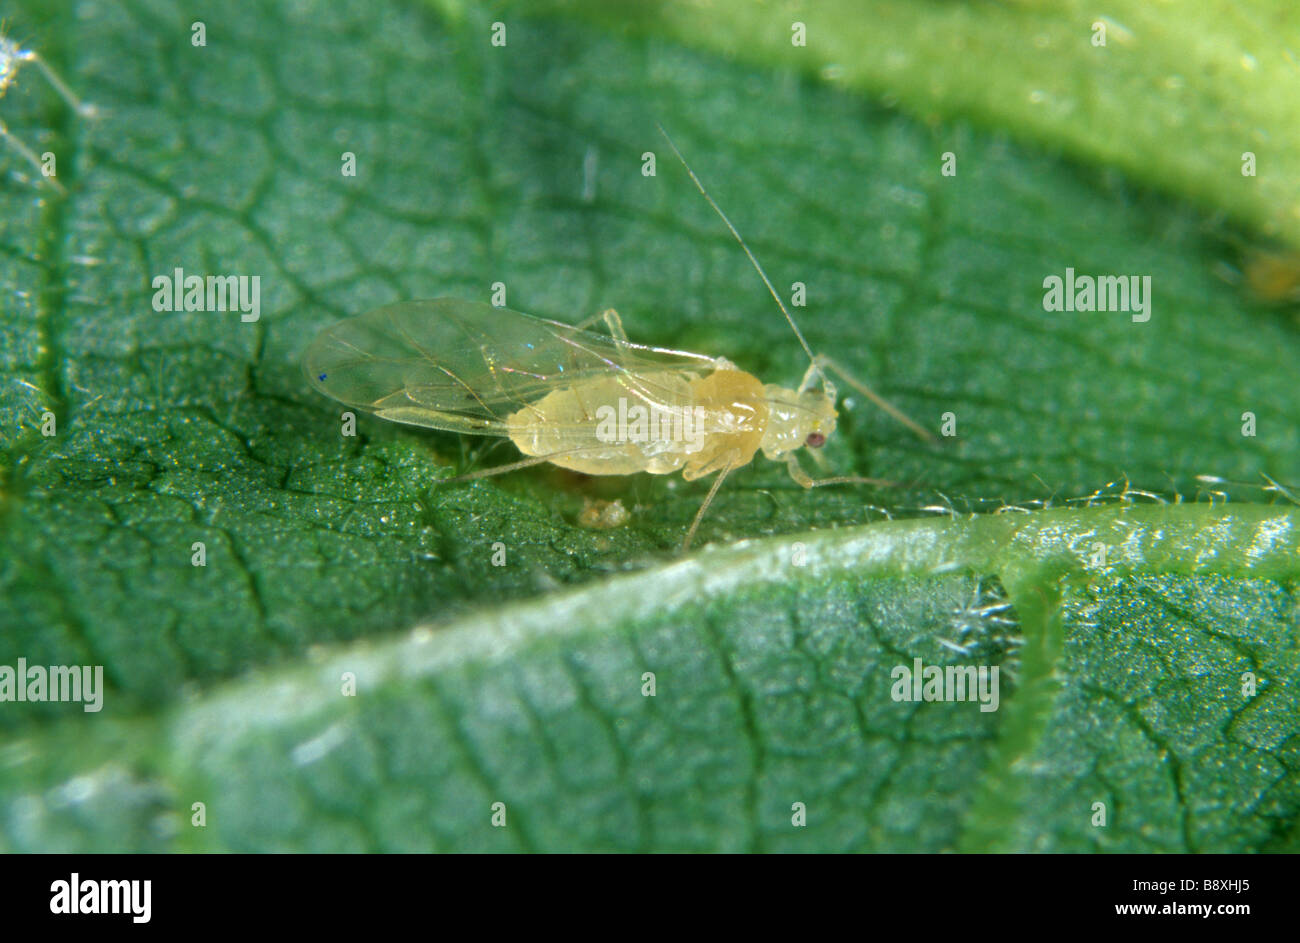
xmin=0 ymin=27 xmax=95 ymax=191
xmin=304 ymin=128 xmax=933 ymax=549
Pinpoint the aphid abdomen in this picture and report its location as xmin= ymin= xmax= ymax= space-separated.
xmin=506 ymin=371 xmax=699 ymax=476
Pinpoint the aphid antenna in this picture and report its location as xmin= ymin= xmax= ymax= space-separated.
xmin=655 ymin=123 xmax=827 ymax=391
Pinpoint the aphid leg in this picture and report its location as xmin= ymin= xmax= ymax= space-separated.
xmin=783 ymin=452 xmax=898 ymax=489
xmin=568 ymin=310 xmax=629 ymax=422
xmin=571 ymin=311 xmax=605 ymax=331
xmin=0 ymin=116 xmax=63 ymax=191
xmin=438 ymin=453 xmax=562 ymax=484
xmin=572 ymin=308 xmax=629 ymax=344
xmin=600 ymin=308 xmax=629 ymax=347
xmin=806 ymin=445 xmax=831 ymax=470
xmin=812 ymin=354 xmax=935 ymax=443
xmin=0 ymin=40 xmax=93 ymax=193
xmin=682 ymin=450 xmax=741 ymax=552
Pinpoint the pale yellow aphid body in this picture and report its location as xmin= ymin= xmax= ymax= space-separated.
xmin=304 ymin=128 xmax=930 ymax=549
xmin=305 ymin=300 xmax=837 ymax=476
xmin=506 ymin=357 xmax=836 ymax=480
xmin=0 ymin=27 xmax=95 ymax=191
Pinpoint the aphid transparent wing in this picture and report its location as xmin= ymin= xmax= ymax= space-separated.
xmin=302 ymin=299 xmax=719 ymax=434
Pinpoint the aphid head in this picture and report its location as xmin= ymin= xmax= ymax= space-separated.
xmin=760 ymin=386 xmax=837 ymax=458
xmin=803 ymin=374 xmax=839 ymax=449
xmin=802 ymin=390 xmax=838 ymax=449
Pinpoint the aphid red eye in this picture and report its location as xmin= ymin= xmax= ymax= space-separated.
xmin=805 ymin=432 xmax=826 ymax=448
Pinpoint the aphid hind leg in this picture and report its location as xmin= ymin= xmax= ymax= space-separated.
xmin=570 ymin=310 xmax=629 ymax=422
xmin=600 ymin=309 xmax=629 ymax=346
xmin=437 ymin=452 xmax=562 ymax=484
xmin=812 ymin=354 xmax=935 ymax=443
xmin=571 ymin=311 xmax=604 ymax=331
xmin=573 ymin=308 xmax=630 ymax=346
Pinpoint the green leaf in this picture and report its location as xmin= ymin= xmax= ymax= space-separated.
xmin=0 ymin=0 xmax=1296 ymax=851
xmin=514 ymin=0 xmax=1300 ymax=252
